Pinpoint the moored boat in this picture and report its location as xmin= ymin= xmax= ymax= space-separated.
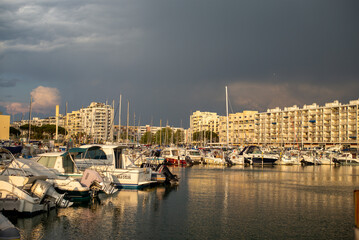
xmin=333 ymin=152 xmax=359 ymax=165
xmin=161 ymin=147 xmax=189 ymax=166
xmin=0 ymin=175 xmax=72 ymax=215
xmin=241 ymin=146 xmax=278 ymax=165
xmin=77 ymin=144 xmax=156 ymax=189
xmin=35 ymin=148 xmax=117 ymax=193
xmin=0 ymin=213 xmax=20 ymax=240
xmin=300 ymin=151 xmax=322 ymax=166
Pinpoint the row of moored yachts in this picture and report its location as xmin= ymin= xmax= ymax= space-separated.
xmin=1 ymin=144 xmax=358 ymax=217
xmin=0 ymin=144 xmax=179 ymax=217
xmin=139 ymin=145 xmax=359 ymax=166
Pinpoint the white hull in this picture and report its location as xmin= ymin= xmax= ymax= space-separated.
xmin=0 ymin=178 xmax=56 ymax=214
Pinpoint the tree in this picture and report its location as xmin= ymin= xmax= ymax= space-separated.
xmin=10 ymin=127 xmax=21 ymax=137
xmin=193 ymin=130 xmax=219 ymax=143
xmin=140 ymin=131 xmax=154 ymax=145
xmin=19 ymin=124 xmax=67 ymax=140
xmin=41 ymin=124 xmax=66 ymax=137
xmin=19 ymin=124 xmax=41 ymax=139
xmin=173 ymin=129 xmax=184 ymax=145
xmin=152 ymin=127 xmax=174 ymax=145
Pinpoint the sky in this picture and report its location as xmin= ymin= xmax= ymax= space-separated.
xmin=1 ymin=0 xmax=358 ymax=128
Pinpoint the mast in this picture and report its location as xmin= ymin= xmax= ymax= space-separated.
xmin=133 ymin=111 xmax=136 ymax=143
xmin=166 ymin=119 xmax=168 ymax=145
xmin=65 ymin=102 xmax=68 ymax=140
xmin=137 ymin=115 xmax=141 ymax=145
xmin=55 ymin=105 xmax=59 ymax=141
xmin=126 ymin=100 xmax=129 ymax=143
xmin=160 ymin=119 xmax=162 ymax=146
xmin=28 ymin=96 xmax=32 ymax=143
xmin=118 ymin=95 xmax=122 ymax=143
xmin=226 ymin=86 xmax=229 ymax=148
xmin=112 ymin=99 xmax=115 ymax=142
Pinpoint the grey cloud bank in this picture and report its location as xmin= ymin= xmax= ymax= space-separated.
xmin=0 ymin=0 xmax=358 ymax=127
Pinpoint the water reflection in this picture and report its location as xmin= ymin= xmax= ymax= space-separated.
xmin=13 ymin=185 xmax=177 ymax=240
xmin=10 ymin=165 xmax=358 ymax=239
xmin=186 ymin=165 xmax=358 ymax=239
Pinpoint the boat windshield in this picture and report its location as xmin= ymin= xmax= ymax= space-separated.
xmin=189 ymin=151 xmax=200 ymax=156
xmin=247 ymin=146 xmax=262 ymax=154
xmin=85 ymin=149 xmax=107 ymax=159
xmin=38 ymin=156 xmax=57 ymax=168
xmin=163 ymin=151 xmax=170 ymax=156
xmin=171 ymin=150 xmax=179 ymax=156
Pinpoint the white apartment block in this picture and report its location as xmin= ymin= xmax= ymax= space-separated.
xmin=190 ymin=111 xmax=219 ymax=134
xmin=218 ymin=111 xmax=258 ymax=145
xmin=254 ymin=99 xmax=359 ymax=148
xmin=66 ymin=110 xmax=84 ymax=139
xmin=12 ymin=116 xmax=65 ymax=128
xmin=81 ymin=102 xmax=114 ymax=142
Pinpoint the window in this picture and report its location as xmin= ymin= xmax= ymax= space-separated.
xmin=38 ymin=156 xmax=57 ymax=168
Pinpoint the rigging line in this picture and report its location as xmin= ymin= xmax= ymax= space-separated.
xmin=228 ymin=96 xmax=235 ymax=114
xmin=107 ymin=100 xmax=119 ymax=141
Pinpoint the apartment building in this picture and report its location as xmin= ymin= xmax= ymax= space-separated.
xmin=189 ymin=110 xmax=257 ymax=145
xmin=81 ymin=102 xmax=114 ymax=142
xmin=66 ymin=110 xmax=84 ymax=139
xmin=189 ymin=111 xmax=220 ymax=144
xmin=254 ymin=99 xmax=359 ymax=148
xmin=190 ymin=111 xmax=219 ymax=133
xmin=12 ymin=116 xmax=65 ymax=128
xmin=218 ymin=111 xmax=258 ymax=145
xmin=0 ymin=114 xmax=10 ymax=140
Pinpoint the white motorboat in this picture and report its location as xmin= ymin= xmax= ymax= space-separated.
xmin=36 ymin=150 xmax=117 ymax=195
xmin=279 ymin=151 xmax=301 ymax=165
xmin=226 ymin=149 xmax=245 ymax=165
xmin=300 ymin=151 xmax=322 ymax=165
xmin=333 ymin=152 xmax=359 ymax=165
xmin=240 ymin=146 xmax=279 ymax=165
xmin=76 ymin=145 xmax=156 ymax=189
xmin=0 ymin=213 xmax=20 ymax=239
xmin=184 ymin=149 xmax=204 ymax=164
xmin=4 ymin=157 xmax=92 ymax=203
xmin=161 ymin=147 xmax=189 ymax=166
xmin=0 ymin=175 xmax=72 ymax=215
xmin=202 ymin=149 xmax=226 ymax=165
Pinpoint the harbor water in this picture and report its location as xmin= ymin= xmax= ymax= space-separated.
xmin=9 ymin=165 xmax=358 ymax=239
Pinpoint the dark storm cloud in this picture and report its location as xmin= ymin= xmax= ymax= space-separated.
xmin=0 ymin=78 xmax=18 ymax=87
xmin=0 ymin=0 xmax=358 ymax=127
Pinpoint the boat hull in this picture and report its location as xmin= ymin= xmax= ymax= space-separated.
xmin=56 ymin=188 xmax=91 ymax=203
xmin=333 ymin=158 xmax=359 ymax=165
xmin=165 ymin=158 xmax=187 ymax=166
xmin=108 ymin=168 xmax=155 ymax=190
xmin=250 ymin=158 xmax=277 ymax=165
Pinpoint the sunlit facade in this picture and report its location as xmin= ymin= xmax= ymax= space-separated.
xmin=0 ymin=114 xmax=10 ymax=140
xmin=254 ymin=99 xmax=359 ymax=148
xmin=218 ymin=111 xmax=258 ymax=145
xmin=190 ymin=111 xmax=220 ymax=134
xmin=81 ymin=102 xmax=114 ymax=142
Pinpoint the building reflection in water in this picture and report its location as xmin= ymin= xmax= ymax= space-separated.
xmin=13 ymin=185 xmax=177 ymax=240
xmin=186 ymin=165 xmax=358 ymax=239
xmin=10 ymin=165 xmax=358 ymax=239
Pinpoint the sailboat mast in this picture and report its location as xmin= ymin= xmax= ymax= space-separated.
xmin=112 ymin=99 xmax=115 ymax=142
xmin=126 ymin=100 xmax=129 ymax=143
xmin=118 ymin=94 xmax=122 ymax=143
xmin=55 ymin=105 xmax=59 ymax=141
xmin=226 ymin=86 xmax=229 ymax=148
xmin=160 ymin=119 xmax=162 ymax=146
xmin=28 ymin=96 xmax=32 ymax=143
xmin=65 ymin=102 xmax=68 ymax=140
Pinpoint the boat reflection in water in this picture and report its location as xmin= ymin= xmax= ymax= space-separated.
xmin=12 ymin=165 xmax=358 ymax=239
xmin=13 ymin=185 xmax=178 ymax=240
